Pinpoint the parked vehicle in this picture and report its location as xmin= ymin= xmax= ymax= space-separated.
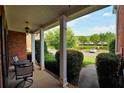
xmin=89 ymin=48 xmax=97 ymax=53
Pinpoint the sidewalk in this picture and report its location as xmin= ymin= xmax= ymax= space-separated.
xmin=78 ymin=64 xmax=99 ymax=88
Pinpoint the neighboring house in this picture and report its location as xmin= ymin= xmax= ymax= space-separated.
xmin=97 ymin=41 xmax=108 ymax=45
xmin=84 ymin=42 xmax=94 ymax=45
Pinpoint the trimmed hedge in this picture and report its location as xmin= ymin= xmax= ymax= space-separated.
xmin=55 ymin=49 xmax=84 ymax=84
xmin=45 ymin=61 xmax=59 ymax=76
xmin=76 ymin=45 xmax=108 ymax=50
xmin=96 ymin=53 xmax=121 ymax=88
xmin=35 ymin=40 xmax=48 ymax=63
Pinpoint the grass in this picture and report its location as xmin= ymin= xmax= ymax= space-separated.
xmin=82 ymin=56 xmax=96 ymax=67
xmin=97 ymin=49 xmax=109 ymax=52
xmin=83 ymin=49 xmax=108 ymax=52
xmin=45 ymin=53 xmax=56 ymax=62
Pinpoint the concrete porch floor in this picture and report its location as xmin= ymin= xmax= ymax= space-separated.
xmin=8 ymin=68 xmax=61 ymax=88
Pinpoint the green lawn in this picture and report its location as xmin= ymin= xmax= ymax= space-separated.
xmin=82 ymin=56 xmax=96 ymax=67
xmin=45 ymin=53 xmax=56 ymax=62
xmin=84 ymin=49 xmax=108 ymax=53
xmin=97 ymin=49 xmax=109 ymax=52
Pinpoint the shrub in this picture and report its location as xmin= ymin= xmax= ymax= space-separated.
xmin=55 ymin=49 xmax=84 ymax=84
xmin=45 ymin=61 xmax=59 ymax=76
xmin=45 ymin=53 xmax=58 ymax=77
xmin=109 ymin=39 xmax=115 ymax=54
xmin=27 ymin=40 xmax=48 ymax=63
xmin=96 ymin=53 xmax=121 ymax=88
xmin=76 ymin=45 xmax=108 ymax=50
xmin=35 ymin=40 xmax=48 ymax=63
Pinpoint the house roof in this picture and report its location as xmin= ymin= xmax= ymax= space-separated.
xmin=4 ymin=5 xmax=108 ymax=33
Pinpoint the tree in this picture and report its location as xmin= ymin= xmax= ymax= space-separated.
xmin=109 ymin=39 xmax=115 ymax=54
xmin=77 ymin=36 xmax=88 ymax=44
xmin=99 ymin=33 xmax=106 ymax=46
xmin=90 ymin=34 xmax=100 ymax=45
xmin=45 ymin=27 xmax=76 ymax=50
xmin=100 ymin=33 xmax=106 ymax=42
xmin=104 ymin=32 xmax=115 ymax=45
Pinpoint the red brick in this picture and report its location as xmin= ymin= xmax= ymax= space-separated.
xmin=117 ymin=6 xmax=124 ymax=55
xmin=8 ymin=31 xmax=27 ymax=64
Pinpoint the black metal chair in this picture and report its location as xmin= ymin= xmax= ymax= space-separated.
xmin=13 ymin=56 xmax=33 ymax=88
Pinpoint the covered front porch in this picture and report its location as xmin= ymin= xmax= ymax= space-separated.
xmin=0 ymin=5 xmax=123 ymax=88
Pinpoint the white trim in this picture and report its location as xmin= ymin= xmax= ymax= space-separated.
xmin=40 ymin=28 xmax=45 ymax=70
xmin=31 ymin=33 xmax=35 ymax=64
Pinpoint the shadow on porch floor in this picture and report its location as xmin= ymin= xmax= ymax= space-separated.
xmin=8 ymin=68 xmax=61 ymax=88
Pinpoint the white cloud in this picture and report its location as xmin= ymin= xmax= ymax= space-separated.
xmin=91 ymin=25 xmax=115 ymax=33
xmin=103 ymin=13 xmax=113 ymax=17
xmin=74 ymin=25 xmax=116 ymax=36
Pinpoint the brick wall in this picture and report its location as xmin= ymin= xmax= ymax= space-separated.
xmin=8 ymin=31 xmax=27 ymax=64
xmin=117 ymin=6 xmax=124 ymax=54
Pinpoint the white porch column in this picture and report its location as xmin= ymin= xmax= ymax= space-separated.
xmin=59 ymin=15 xmax=68 ymax=87
xmin=115 ymin=6 xmax=119 ymax=54
xmin=40 ymin=28 xmax=45 ymax=70
xmin=31 ymin=33 xmax=35 ymax=64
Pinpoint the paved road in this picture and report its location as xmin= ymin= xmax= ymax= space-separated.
xmin=48 ymin=48 xmax=108 ymax=57
xmin=78 ymin=64 xmax=99 ymax=88
xmin=82 ymin=50 xmax=107 ymax=57
xmin=83 ymin=52 xmax=99 ymax=57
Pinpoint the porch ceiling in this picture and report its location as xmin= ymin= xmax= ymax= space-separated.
xmin=4 ymin=5 xmax=108 ymax=33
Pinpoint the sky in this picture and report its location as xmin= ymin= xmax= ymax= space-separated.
xmin=67 ymin=6 xmax=116 ymax=36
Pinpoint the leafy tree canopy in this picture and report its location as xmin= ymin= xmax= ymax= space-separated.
xmin=90 ymin=34 xmax=100 ymax=45
xmin=104 ymin=32 xmax=115 ymax=44
xmin=45 ymin=27 xmax=76 ymax=50
xmin=77 ymin=36 xmax=88 ymax=44
xmin=99 ymin=32 xmax=115 ymax=45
